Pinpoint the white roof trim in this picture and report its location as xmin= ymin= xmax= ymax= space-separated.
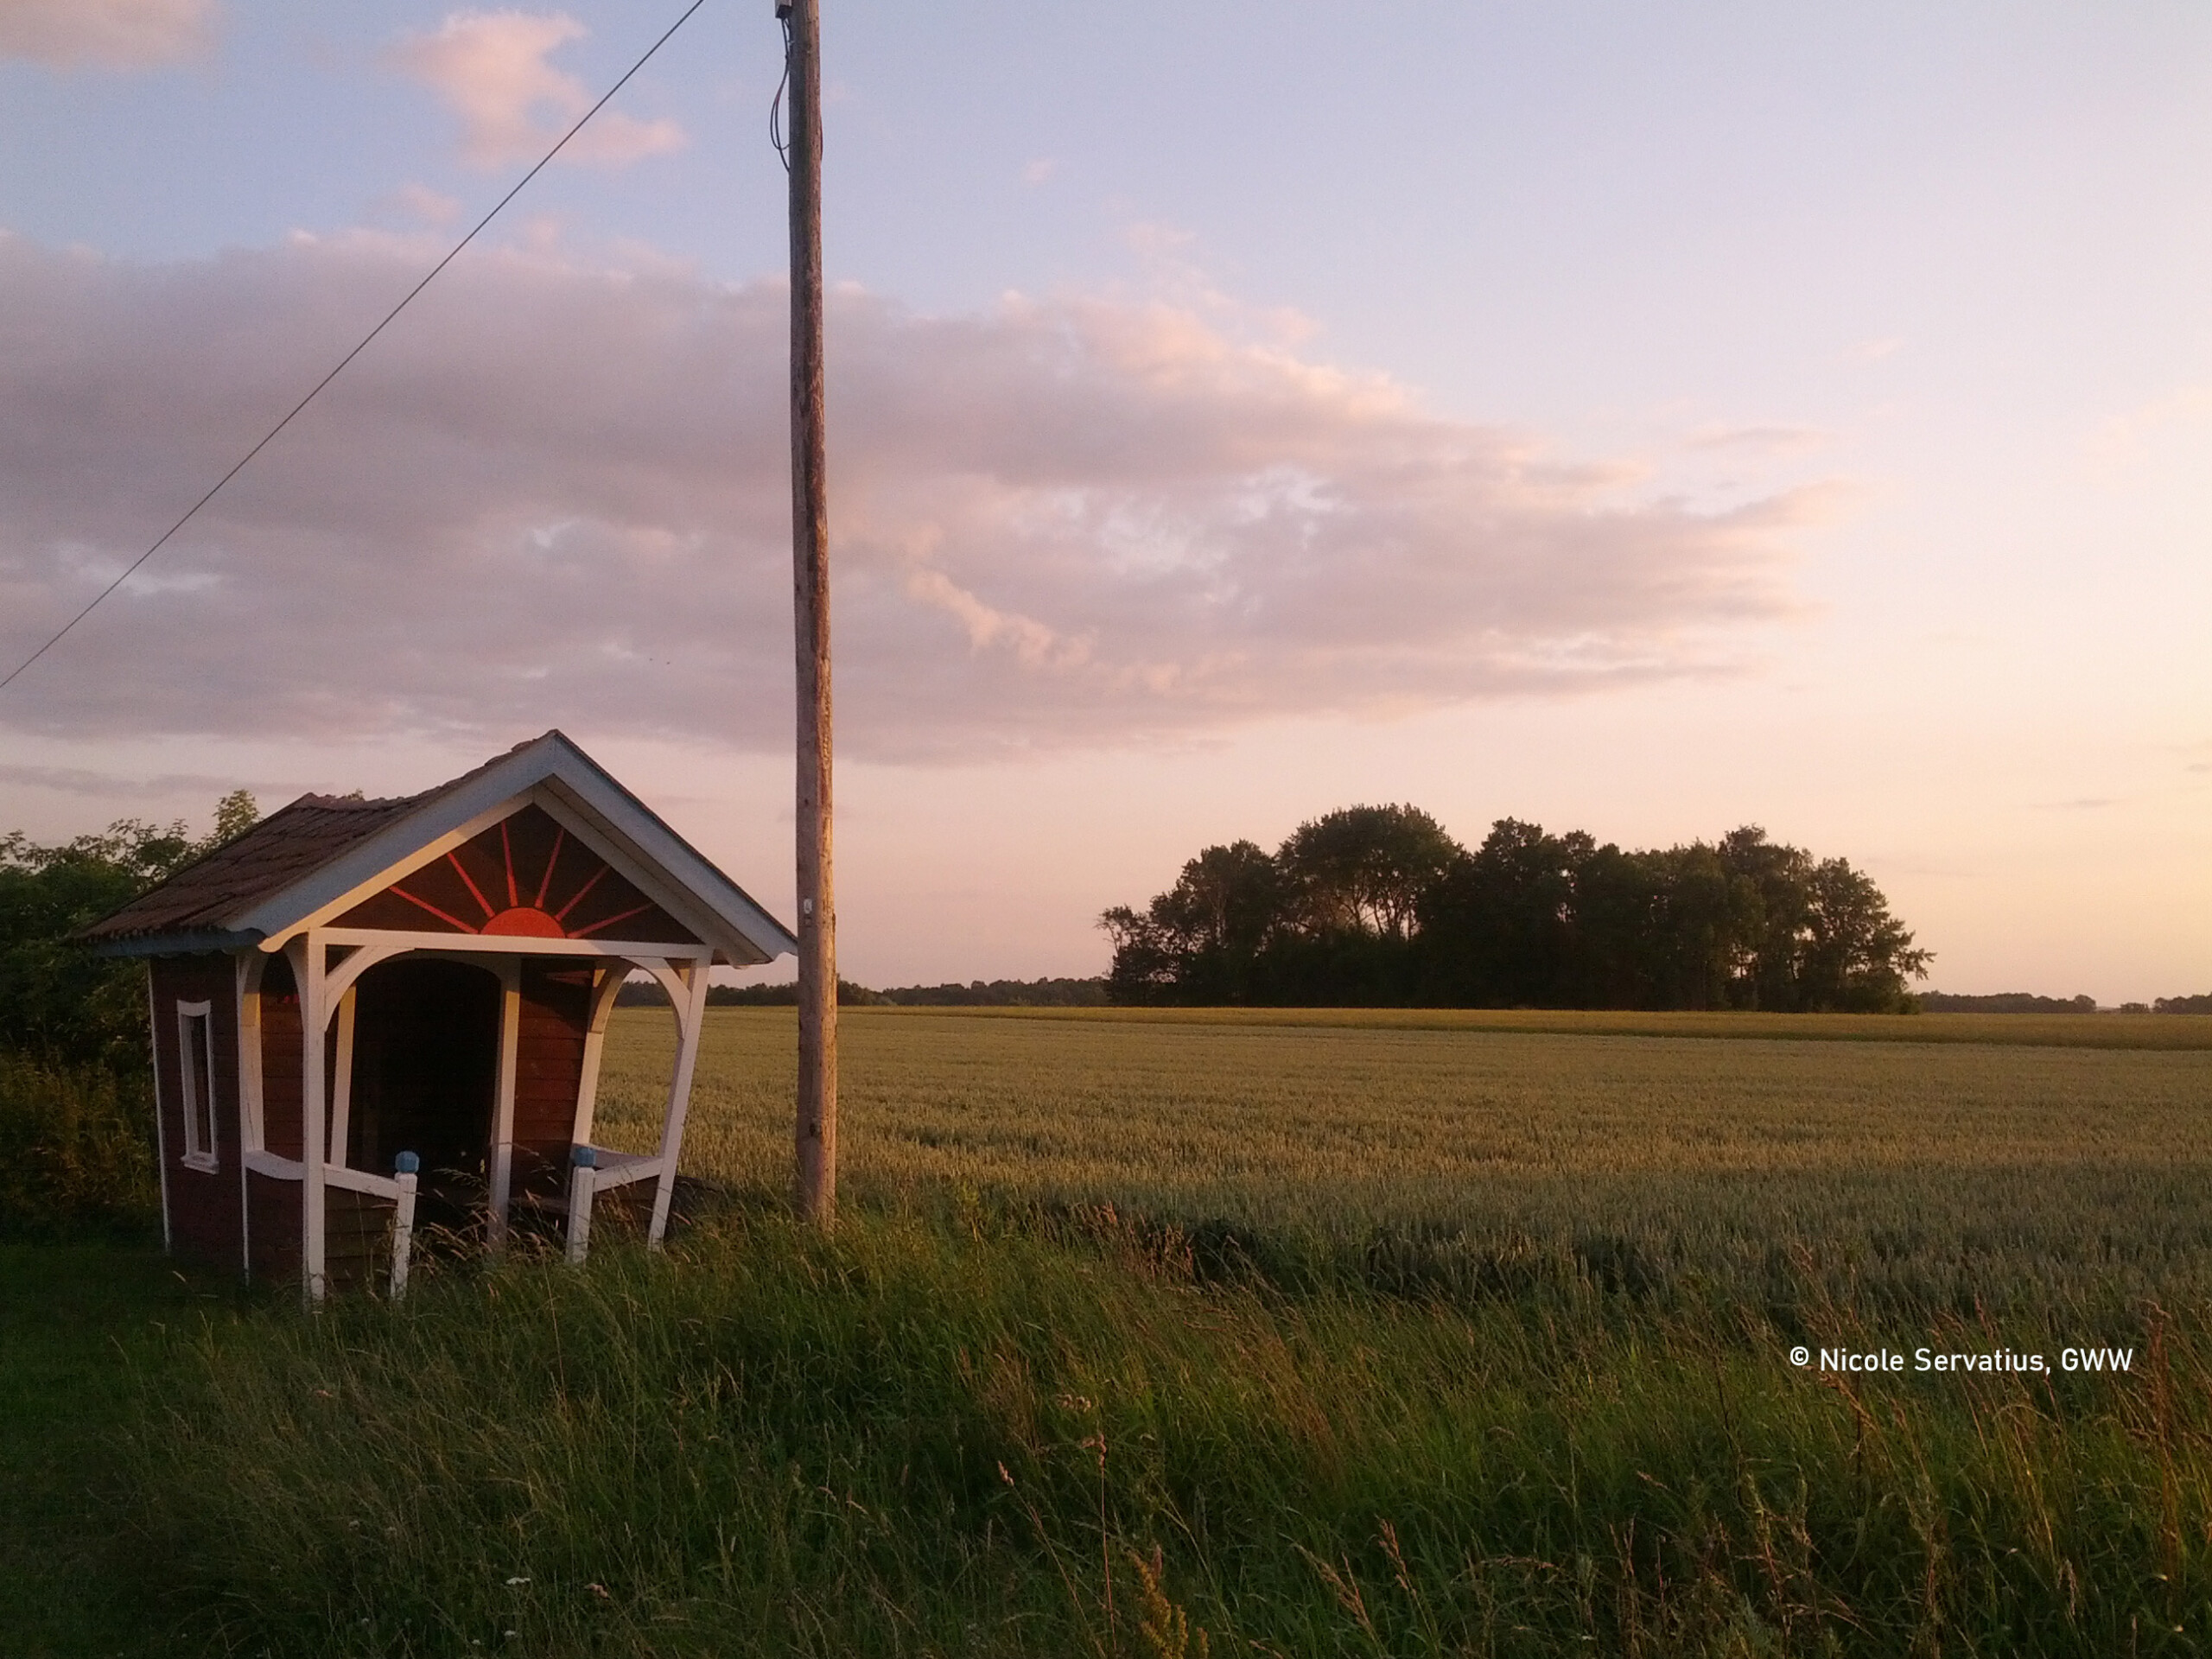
xmin=228 ymin=733 xmax=796 ymax=965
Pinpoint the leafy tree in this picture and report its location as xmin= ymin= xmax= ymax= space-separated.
xmin=1098 ymin=904 xmax=1181 ymax=1007
xmin=1796 ymin=855 xmax=1932 ymax=1011
xmin=1278 ymin=805 xmax=1459 ymax=940
xmin=0 ymin=792 xmax=257 ymax=1070
xmin=1102 ymin=840 xmax=1282 ymax=1005
xmin=1565 ymin=842 xmax=1665 ymax=1008
xmin=1154 ymin=841 xmax=1284 ymax=957
xmin=1640 ymin=842 xmax=1754 ymax=1011
xmin=1103 ymin=804 xmax=1932 ymax=1013
xmin=1713 ymin=826 xmax=1810 ymax=1010
xmin=1417 ymin=820 xmax=1591 ymax=1006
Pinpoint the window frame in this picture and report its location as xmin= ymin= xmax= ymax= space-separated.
xmin=176 ymin=1001 xmax=219 ymax=1171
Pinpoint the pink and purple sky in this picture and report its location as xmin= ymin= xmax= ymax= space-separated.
xmin=2 ymin=1 xmax=2207 ymax=999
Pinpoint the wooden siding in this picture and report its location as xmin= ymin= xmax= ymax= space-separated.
xmin=149 ymin=953 xmax=244 ymax=1269
xmin=257 ymin=950 xmax=345 ymax=1166
xmin=331 ymin=804 xmax=700 ymax=945
xmin=512 ymin=960 xmax=593 ymax=1200
xmin=258 ymin=950 xmax=304 ymax=1161
xmin=325 ymin=1186 xmax=397 ymax=1292
xmin=245 ymin=1175 xmax=391 ymax=1295
xmin=246 ymin=1167 xmax=302 ymax=1284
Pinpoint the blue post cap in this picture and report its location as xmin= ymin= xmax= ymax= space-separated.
xmin=393 ymin=1151 xmax=421 ymax=1175
xmin=571 ymin=1144 xmax=597 ymax=1168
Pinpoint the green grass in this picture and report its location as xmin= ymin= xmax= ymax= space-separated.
xmin=10 ymin=1008 xmax=2212 ymax=1655
xmin=0 ymin=1244 xmax=257 ymax=1656
xmin=130 ymin=1208 xmax=2212 ymax=1656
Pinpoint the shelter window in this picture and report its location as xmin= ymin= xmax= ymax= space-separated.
xmin=177 ymin=1002 xmax=218 ymax=1170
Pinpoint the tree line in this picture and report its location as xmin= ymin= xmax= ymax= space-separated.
xmin=616 ymin=976 xmax=1109 ymax=1008
xmin=1101 ymin=805 xmax=1936 ymax=1012
xmin=1916 ymin=992 xmax=2095 ymax=1014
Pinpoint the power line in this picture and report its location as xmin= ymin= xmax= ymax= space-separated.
xmin=0 ymin=0 xmax=711 ymax=695
xmin=769 ymin=10 xmax=792 ymax=172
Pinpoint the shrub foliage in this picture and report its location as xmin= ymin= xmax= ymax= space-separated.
xmin=0 ymin=1051 xmax=159 ymax=1239
xmin=0 ymin=791 xmax=253 ymax=1236
xmin=0 ymin=792 xmax=257 ymax=1071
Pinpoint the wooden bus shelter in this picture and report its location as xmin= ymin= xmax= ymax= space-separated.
xmin=80 ymin=732 xmax=797 ymax=1300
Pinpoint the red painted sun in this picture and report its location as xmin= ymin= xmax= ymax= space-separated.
xmin=386 ymin=817 xmax=653 ymax=940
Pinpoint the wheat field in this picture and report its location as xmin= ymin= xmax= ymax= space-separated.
xmin=595 ymin=1007 xmax=2212 ymax=1315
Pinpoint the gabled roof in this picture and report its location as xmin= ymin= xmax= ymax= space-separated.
xmin=79 ymin=732 xmax=797 ymax=965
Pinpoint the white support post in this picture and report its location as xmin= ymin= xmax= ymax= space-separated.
xmin=390 ymin=1160 xmax=419 ymax=1300
xmin=318 ymin=936 xmax=414 ymax=1007
xmin=646 ymin=957 xmax=712 ymax=1248
xmin=569 ymin=963 xmax=626 ymax=1154
xmin=328 ymin=987 xmax=357 ymax=1170
xmin=558 ymin=966 xmax=626 ymax=1267
xmin=564 ymin=1156 xmax=596 ymax=1266
xmin=486 ymin=956 xmax=522 ymax=1250
xmin=290 ymin=935 xmax=329 ymax=1304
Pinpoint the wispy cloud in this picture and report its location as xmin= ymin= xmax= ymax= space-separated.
xmin=1683 ymin=423 xmax=1832 ymax=458
xmin=0 ymin=231 xmax=1820 ymax=761
xmin=389 ymin=10 xmax=685 ymax=170
xmin=2082 ymin=384 xmax=2212 ymax=479
xmin=0 ymin=0 xmax=216 ymax=69
xmin=377 ymin=181 xmax=464 ymax=228
xmin=0 ymin=761 xmax=262 ymax=801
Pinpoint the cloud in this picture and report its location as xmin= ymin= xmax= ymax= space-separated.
xmin=378 ymin=181 xmax=464 ymax=228
xmin=0 ymin=761 xmax=256 ymax=801
xmin=0 ymin=231 xmax=1818 ymax=761
xmin=0 ymin=0 xmax=216 ymax=69
xmin=1683 ymin=423 xmax=1831 ymax=458
xmin=2082 ymin=384 xmax=2212 ymax=478
xmin=1021 ymin=157 xmax=1057 ymax=186
xmin=389 ymin=10 xmax=685 ymax=169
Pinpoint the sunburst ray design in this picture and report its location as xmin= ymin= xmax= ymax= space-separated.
xmin=337 ymin=805 xmax=690 ymax=944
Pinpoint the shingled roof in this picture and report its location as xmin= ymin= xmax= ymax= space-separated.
xmin=74 ymin=732 xmax=797 ymax=964
xmin=76 ymin=793 xmax=430 ymax=950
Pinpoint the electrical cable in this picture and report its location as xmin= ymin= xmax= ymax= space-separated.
xmin=770 ymin=10 xmax=792 ymax=172
xmin=0 ymin=0 xmax=711 ymax=694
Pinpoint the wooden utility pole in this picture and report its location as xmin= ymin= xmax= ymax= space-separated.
xmin=782 ymin=0 xmax=836 ymax=1224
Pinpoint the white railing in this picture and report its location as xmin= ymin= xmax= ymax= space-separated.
xmin=244 ymin=1149 xmax=419 ymax=1299
xmin=563 ymin=1146 xmax=663 ymax=1264
xmin=249 ymin=1141 xmax=664 ymax=1284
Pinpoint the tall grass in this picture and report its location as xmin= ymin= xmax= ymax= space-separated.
xmin=0 ymin=1049 xmax=158 ymax=1240
xmin=139 ymin=1205 xmax=2210 ymax=1656
xmin=125 ymin=1011 xmax=2212 ymax=1654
